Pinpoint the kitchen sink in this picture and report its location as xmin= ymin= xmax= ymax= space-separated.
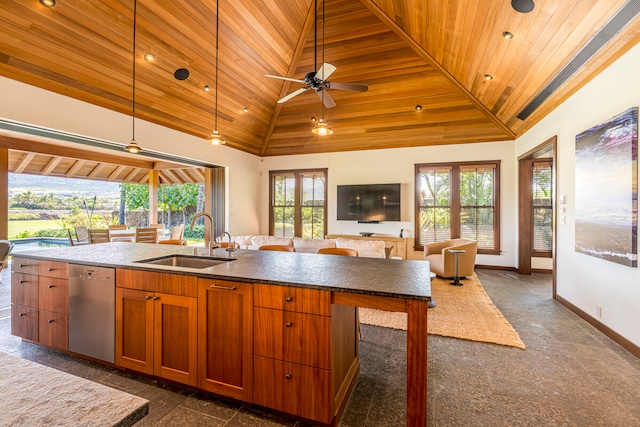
xmin=134 ymin=254 xmax=235 ymax=269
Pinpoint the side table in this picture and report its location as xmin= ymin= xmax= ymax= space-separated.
xmin=448 ymin=249 xmax=466 ymax=286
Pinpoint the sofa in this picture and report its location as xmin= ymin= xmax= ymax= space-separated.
xmin=227 ymin=235 xmax=388 ymax=258
xmin=423 ymin=238 xmax=478 ymax=278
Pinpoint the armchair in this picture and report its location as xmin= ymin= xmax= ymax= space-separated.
xmin=423 ymin=239 xmax=478 ymax=278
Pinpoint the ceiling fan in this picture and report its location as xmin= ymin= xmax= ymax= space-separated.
xmin=265 ymin=0 xmax=368 ymax=108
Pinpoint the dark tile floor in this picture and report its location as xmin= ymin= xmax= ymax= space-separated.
xmin=1 ymin=266 xmax=640 ymax=426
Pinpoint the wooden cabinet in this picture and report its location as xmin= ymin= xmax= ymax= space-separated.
xmin=253 ymin=284 xmax=358 ymax=424
xmin=11 ymin=258 xmax=69 ymax=351
xmin=115 ymin=269 xmax=198 ymax=386
xmin=197 ymin=278 xmax=252 ymax=401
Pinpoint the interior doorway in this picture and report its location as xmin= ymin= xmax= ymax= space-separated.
xmin=517 ymin=136 xmax=557 ymax=297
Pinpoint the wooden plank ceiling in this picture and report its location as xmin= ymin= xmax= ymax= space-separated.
xmin=0 ymin=136 xmax=205 ymax=184
xmin=1 ymin=0 xmax=639 ymax=157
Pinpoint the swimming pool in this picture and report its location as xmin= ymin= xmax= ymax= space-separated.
xmin=10 ymin=238 xmax=70 ymax=253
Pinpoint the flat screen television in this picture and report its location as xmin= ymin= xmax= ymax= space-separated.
xmin=336 ymin=183 xmax=401 ymax=222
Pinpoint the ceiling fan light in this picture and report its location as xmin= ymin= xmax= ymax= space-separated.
xmin=311 ymin=119 xmax=333 ymax=136
xmin=125 ymin=139 xmax=142 ymax=154
xmin=207 ymin=129 xmax=226 ymax=145
xmin=144 ymin=53 xmax=155 ymax=62
xmin=502 ymin=31 xmax=514 ymax=40
xmin=40 ymin=0 xmax=56 ymax=7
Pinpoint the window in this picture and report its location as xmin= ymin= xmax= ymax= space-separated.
xmin=415 ymin=161 xmax=500 ymax=254
xmin=532 ymin=160 xmax=552 ymax=256
xmin=269 ymin=169 xmax=327 ymax=238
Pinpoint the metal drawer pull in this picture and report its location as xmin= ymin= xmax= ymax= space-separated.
xmin=285 ymin=296 xmax=292 ymax=302
xmin=145 ymin=296 xmax=152 ymax=300
xmin=48 ymin=268 xmax=55 ymax=272
xmin=153 ymin=296 xmax=159 ymax=301
xmin=20 ymin=313 xmax=26 ymax=317
xmin=285 ymin=322 xmax=292 ymax=327
xmin=20 ymin=280 xmax=25 ymax=284
xmin=285 ymin=374 xmax=291 ymax=380
xmin=48 ymin=319 xmax=54 ymax=323
xmin=48 ymin=285 xmax=55 ymax=288
xmin=209 ymin=284 xmax=237 ymax=291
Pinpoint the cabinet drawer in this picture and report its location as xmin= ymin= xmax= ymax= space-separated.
xmin=11 ymin=273 xmax=39 ymax=307
xmin=253 ymin=356 xmax=331 ymax=423
xmin=39 ymin=277 xmax=69 ymax=314
xmin=39 ymin=261 xmax=68 ymax=279
xmin=39 ymin=310 xmax=68 ymax=350
xmin=254 ymin=284 xmax=330 ymax=315
xmin=11 ymin=305 xmax=38 ymax=342
xmin=254 ymin=307 xmax=330 ymax=369
xmin=116 ymin=269 xmax=197 ymax=296
xmin=11 ymin=257 xmax=39 ymax=275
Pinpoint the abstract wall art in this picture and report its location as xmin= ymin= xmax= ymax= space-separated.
xmin=575 ymin=107 xmax=638 ymax=267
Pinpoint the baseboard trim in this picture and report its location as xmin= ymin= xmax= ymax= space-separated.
xmin=556 ymin=295 xmax=640 ymax=360
xmin=475 ymin=264 xmax=516 ymax=271
xmin=531 ymin=268 xmax=553 ymax=274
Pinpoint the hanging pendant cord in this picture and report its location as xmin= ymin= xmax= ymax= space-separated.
xmin=132 ymin=0 xmax=137 ymax=139
xmin=215 ymin=0 xmax=220 ymax=131
xmin=321 ymin=0 xmax=325 ymax=120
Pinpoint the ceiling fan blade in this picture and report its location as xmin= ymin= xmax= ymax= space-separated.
xmin=325 ymin=81 xmax=369 ymax=92
xmin=265 ymin=74 xmax=306 ymax=84
xmin=277 ymin=87 xmax=309 ymax=103
xmin=316 ymin=89 xmax=336 ymax=108
xmin=316 ymin=63 xmax=337 ymax=81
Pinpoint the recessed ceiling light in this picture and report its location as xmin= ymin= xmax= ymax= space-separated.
xmin=144 ymin=53 xmax=155 ymax=62
xmin=40 ymin=0 xmax=56 ymax=7
xmin=502 ymin=31 xmax=514 ymax=40
xmin=484 ymin=74 xmax=494 ymax=81
xmin=415 ymin=105 xmax=422 ymax=111
xmin=310 ymin=116 xmax=317 ymax=122
xmin=203 ymin=85 xmax=211 ymax=92
xmin=242 ymin=107 xmax=249 ymax=113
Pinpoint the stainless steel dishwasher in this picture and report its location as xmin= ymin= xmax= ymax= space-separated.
xmin=68 ymin=264 xmax=115 ymax=363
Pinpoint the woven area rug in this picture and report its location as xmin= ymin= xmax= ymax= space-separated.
xmin=359 ymin=273 xmax=526 ymax=349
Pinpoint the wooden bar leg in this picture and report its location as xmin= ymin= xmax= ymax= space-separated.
xmin=406 ymin=299 xmax=428 ymax=426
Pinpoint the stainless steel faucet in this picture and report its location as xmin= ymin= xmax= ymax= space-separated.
xmin=222 ymin=231 xmax=235 ymax=257
xmin=190 ymin=212 xmax=216 ymax=256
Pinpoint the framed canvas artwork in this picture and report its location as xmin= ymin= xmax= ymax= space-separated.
xmin=575 ymin=107 xmax=638 ymax=267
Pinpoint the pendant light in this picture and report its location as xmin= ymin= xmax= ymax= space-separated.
xmin=125 ymin=0 xmax=142 ymax=154
xmin=206 ymin=0 xmax=226 ymax=145
xmin=311 ymin=0 xmax=333 ymax=136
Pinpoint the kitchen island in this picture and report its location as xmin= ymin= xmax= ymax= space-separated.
xmin=11 ymin=242 xmax=431 ymax=426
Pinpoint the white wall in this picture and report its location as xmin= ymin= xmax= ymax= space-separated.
xmin=516 ymin=43 xmax=640 ymax=346
xmin=0 ymin=76 xmax=262 ymax=236
xmin=260 ymin=141 xmax=517 ymax=265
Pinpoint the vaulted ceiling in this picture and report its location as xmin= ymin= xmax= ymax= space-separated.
xmin=1 ymin=0 xmax=639 ymax=157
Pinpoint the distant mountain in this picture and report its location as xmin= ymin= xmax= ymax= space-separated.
xmin=9 ymin=173 xmax=120 ymax=197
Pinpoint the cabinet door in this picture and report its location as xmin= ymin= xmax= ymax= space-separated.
xmin=11 ymin=273 xmax=38 ymax=307
xmin=198 ymin=279 xmax=252 ymax=400
xmin=39 ymin=277 xmax=68 ymax=314
xmin=153 ymin=293 xmax=198 ymax=386
xmin=116 ymin=288 xmax=154 ymax=375
xmin=283 ymin=362 xmax=331 ymax=424
xmin=253 ymin=356 xmax=331 ymax=424
xmin=253 ymin=356 xmax=284 ymax=412
xmin=11 ymin=305 xmax=38 ymax=342
xmin=38 ymin=310 xmax=68 ymax=350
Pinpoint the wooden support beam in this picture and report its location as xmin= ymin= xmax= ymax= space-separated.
xmin=107 ymin=165 xmax=127 ymax=181
xmin=41 ymin=156 xmax=62 ymax=176
xmin=0 ymin=148 xmax=8 ymax=240
xmin=148 ymin=170 xmax=159 ymax=225
xmin=14 ymin=152 xmax=36 ymax=174
xmin=65 ymin=159 xmax=86 ymax=178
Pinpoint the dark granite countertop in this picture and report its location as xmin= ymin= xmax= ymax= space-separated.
xmin=13 ymin=243 xmax=431 ymax=300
